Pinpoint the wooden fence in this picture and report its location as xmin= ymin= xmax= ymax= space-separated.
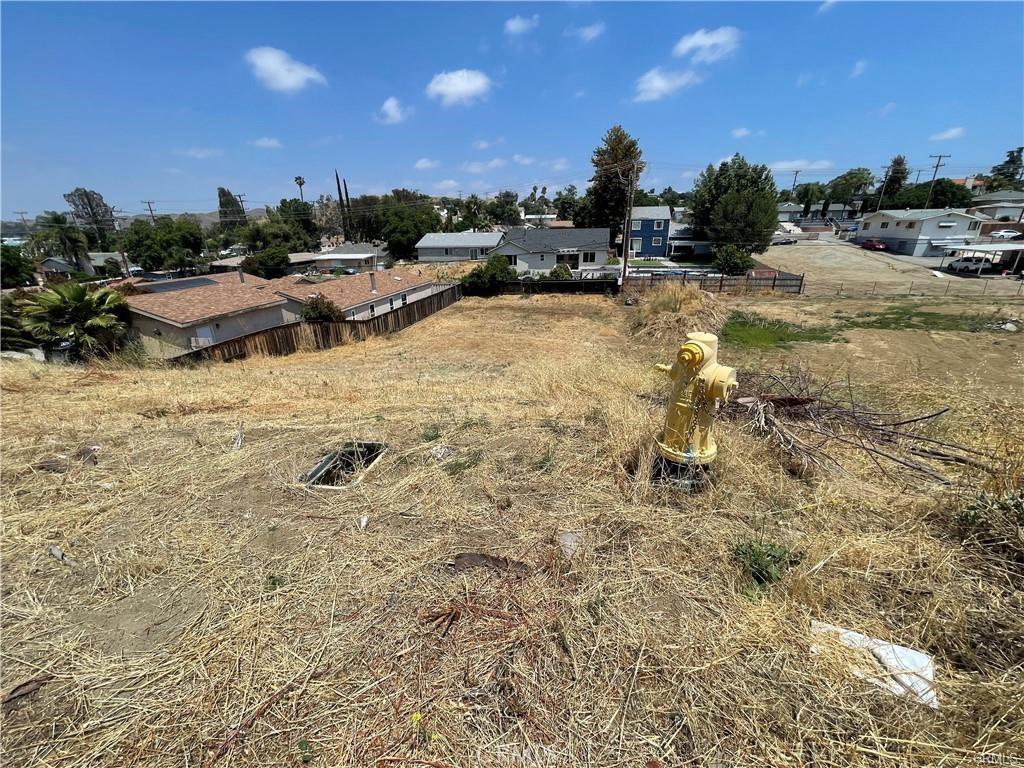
xmin=501 ymin=279 xmax=620 ymax=295
xmin=177 ymin=284 xmax=462 ymax=364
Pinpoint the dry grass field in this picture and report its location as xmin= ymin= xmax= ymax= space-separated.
xmin=2 ymin=289 xmax=1022 ymax=767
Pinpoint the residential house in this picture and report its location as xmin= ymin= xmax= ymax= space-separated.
xmin=489 ymin=227 xmax=611 ymax=274
xmin=627 ymin=206 xmax=672 ymax=259
xmin=968 ymin=190 xmax=1024 ymax=222
xmin=288 ymin=243 xmax=383 ymax=273
xmin=777 ymin=202 xmax=803 ymax=222
xmin=856 ymin=209 xmax=985 ymax=256
xmin=132 ymin=271 xmax=268 ymax=293
xmin=523 ymin=213 xmax=557 ymax=228
xmin=125 ymin=282 xmax=293 ymax=359
xmin=415 ymin=231 xmax=503 ymax=262
xmin=269 ymin=269 xmax=443 ymax=320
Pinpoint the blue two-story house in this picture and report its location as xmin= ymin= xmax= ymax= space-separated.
xmin=628 ymin=206 xmax=671 ymax=259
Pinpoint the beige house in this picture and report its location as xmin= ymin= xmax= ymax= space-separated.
xmin=125 ymin=283 xmax=295 ymax=359
xmin=268 ymin=269 xmax=442 ymax=320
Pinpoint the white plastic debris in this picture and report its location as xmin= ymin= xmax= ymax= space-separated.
xmin=358 ymin=515 xmax=370 ymax=530
xmin=556 ymin=531 xmax=584 ymax=558
xmin=430 ymin=445 xmax=456 ymax=461
xmin=232 ymin=423 xmax=245 ymax=450
xmin=811 ymin=620 xmax=938 ymax=708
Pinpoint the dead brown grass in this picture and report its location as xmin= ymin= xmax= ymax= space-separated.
xmin=1 ymin=293 xmax=1022 ymax=767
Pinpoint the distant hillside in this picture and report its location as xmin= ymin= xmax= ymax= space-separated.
xmin=1 ymin=207 xmax=268 ymax=237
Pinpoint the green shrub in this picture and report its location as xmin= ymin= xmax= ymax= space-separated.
xmin=954 ymin=490 xmax=1024 ymax=562
xmin=713 ymin=244 xmax=756 ymax=276
xmin=733 ymin=539 xmax=803 ymax=587
xmin=300 ymin=294 xmax=344 ymax=322
xmin=461 ymin=254 xmax=515 ymax=297
xmin=549 ymin=263 xmax=574 ymax=280
xmin=720 ymin=311 xmax=840 ymax=348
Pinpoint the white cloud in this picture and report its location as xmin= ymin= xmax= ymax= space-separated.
xmin=543 ymin=157 xmax=569 ymax=172
xmin=426 ymin=69 xmax=492 ymax=106
xmin=672 ymin=26 xmax=740 ymax=63
xmin=879 ymin=101 xmax=896 ymax=116
xmin=176 ymin=147 xmax=222 ymax=159
xmin=796 ymin=73 xmax=813 ymax=88
xmin=768 ymin=159 xmax=834 ymax=171
xmin=731 ymin=127 xmax=752 ymax=138
xmin=473 ymin=137 xmax=504 ymax=150
xmin=435 ymin=179 xmax=459 ymax=191
xmin=244 ymin=47 xmax=327 ymax=92
xmin=930 ymin=126 xmax=964 ymax=140
xmin=850 ymin=59 xmax=867 ymax=78
xmin=817 ymin=0 xmax=839 ymax=13
xmin=504 ymin=14 xmax=539 ymax=35
xmin=573 ymin=89 xmax=586 ymax=99
xmin=565 ymin=22 xmax=605 ymax=43
xmin=634 ymin=67 xmax=702 ymax=102
xmin=248 ymin=136 xmax=281 ymax=149
xmin=513 ymin=154 xmax=536 ymax=165
xmin=462 ymin=158 xmax=506 ymax=173
xmin=414 ymin=158 xmax=439 ymax=170
xmin=378 ymin=96 xmax=413 ymax=124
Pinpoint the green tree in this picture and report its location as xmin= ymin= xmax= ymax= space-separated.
xmin=300 ymin=294 xmax=344 ymax=322
xmin=459 ymin=194 xmax=491 ymax=231
xmin=218 ymin=187 xmax=247 ymax=233
xmin=241 ymin=219 xmax=312 ymax=255
xmin=487 ymin=191 xmax=521 ymax=226
xmin=382 ymin=205 xmax=442 ymax=259
xmin=692 ymin=154 xmax=778 ymax=252
xmin=880 ymin=154 xmax=909 ymax=201
xmin=897 ymin=179 xmax=973 ymax=209
xmin=633 ymin=188 xmax=662 ymax=206
xmin=276 ymin=198 xmax=317 ymax=241
xmin=63 ymin=188 xmax=115 ymax=251
xmin=18 ymin=282 xmax=127 ymax=359
xmin=103 ymin=257 xmax=125 ymax=278
xmin=31 ymin=212 xmax=91 ymax=273
xmin=241 ymin=245 xmax=291 ymax=278
xmin=461 ymin=254 xmax=516 ymax=297
xmin=294 ymin=176 xmax=306 ymax=202
xmin=553 ymin=185 xmax=579 ymax=221
xmin=589 ymin=125 xmax=645 ymax=249
xmin=986 ymin=147 xmax=1024 ymax=191
xmin=120 ymin=219 xmax=163 ymax=271
xmin=713 ymin=245 xmax=755 ymax=276
xmin=2 ymin=244 xmax=36 ymax=288
xmin=660 ymin=186 xmax=687 ymax=207
xmin=826 ymin=168 xmax=874 ymax=217
xmin=794 ymin=182 xmax=826 ymax=217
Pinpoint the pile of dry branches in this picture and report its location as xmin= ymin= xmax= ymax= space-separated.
xmin=723 ymin=368 xmax=1010 ymax=487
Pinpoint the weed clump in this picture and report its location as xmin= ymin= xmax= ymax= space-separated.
xmin=954 ymin=490 xmax=1024 ymax=563
xmin=631 ymin=282 xmax=726 ymax=339
xmin=720 ymin=311 xmax=840 ymax=348
xmin=733 ymin=539 xmax=804 ymax=587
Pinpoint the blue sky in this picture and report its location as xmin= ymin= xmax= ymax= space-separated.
xmin=2 ymin=1 xmax=1022 ymax=217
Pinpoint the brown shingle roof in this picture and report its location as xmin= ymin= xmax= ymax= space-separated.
xmin=267 ymin=269 xmax=435 ymax=310
xmin=125 ymin=284 xmax=286 ymax=327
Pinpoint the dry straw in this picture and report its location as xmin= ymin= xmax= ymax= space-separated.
xmin=1 ymin=293 xmax=1021 ymax=766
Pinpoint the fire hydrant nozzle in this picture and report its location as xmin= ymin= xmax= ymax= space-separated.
xmin=654 ymin=332 xmax=737 ymax=467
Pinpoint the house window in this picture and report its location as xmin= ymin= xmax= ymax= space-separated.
xmin=401 ymin=293 xmax=408 ymax=306
xmin=369 ymin=304 xmax=376 ymax=317
xmin=880 ymin=222 xmax=889 ymax=229
xmin=631 ymin=220 xmax=641 ymax=231
xmin=470 ymin=249 xmax=479 ymax=260
xmin=540 ymin=254 xmax=545 ymax=261
xmin=508 ymin=254 xmax=517 ymax=266
xmin=654 ymin=220 xmax=664 ymax=230
xmin=906 ymin=222 xmax=915 ymax=230
xmin=582 ymin=251 xmax=596 ymax=263
xmin=444 ymin=248 xmax=451 ymax=256
xmin=389 ymin=297 xmax=395 ymax=311
xmin=652 ymin=237 xmax=663 ymax=246
xmin=862 ymin=223 xmax=870 ymax=231
xmin=968 ymin=222 xmax=980 ymax=230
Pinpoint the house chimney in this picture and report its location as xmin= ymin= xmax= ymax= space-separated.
xmin=369 ymin=271 xmax=377 ymax=293
xmin=237 ymin=266 xmax=245 ymax=284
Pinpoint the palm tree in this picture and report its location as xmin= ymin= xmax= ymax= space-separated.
xmin=294 ymin=176 xmax=306 ymax=202
xmin=32 ymin=212 xmax=92 ymax=274
xmin=18 ymin=282 xmax=127 ymax=359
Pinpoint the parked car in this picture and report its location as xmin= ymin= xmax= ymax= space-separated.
xmin=772 ymin=236 xmax=798 ymax=246
xmin=989 ymin=229 xmax=1021 ymax=239
xmin=947 ymin=255 xmax=995 ymax=273
xmin=860 ymin=238 xmax=887 ymax=251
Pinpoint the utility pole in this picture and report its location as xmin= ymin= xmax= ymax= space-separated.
xmin=875 ymin=165 xmax=891 ymax=212
xmin=13 ymin=211 xmax=32 ymax=259
xmin=914 ymin=169 xmax=923 ymax=184
xmin=618 ymin=162 xmax=639 ymax=287
xmin=924 ymin=154 xmax=950 ymax=209
xmin=234 ymin=193 xmax=247 ymax=216
xmin=790 ymin=170 xmax=800 ymax=193
xmin=111 ymin=208 xmax=131 ymax=276
xmin=142 ymin=200 xmax=157 ymax=223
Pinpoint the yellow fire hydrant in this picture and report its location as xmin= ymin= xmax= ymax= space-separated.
xmin=654 ymin=332 xmax=737 ymax=472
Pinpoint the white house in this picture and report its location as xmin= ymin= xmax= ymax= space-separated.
xmin=489 ymin=227 xmax=611 ymax=275
xmin=777 ymin=202 xmax=803 ymax=222
xmin=968 ymin=190 xmax=1024 ymax=222
xmin=415 ymin=231 xmax=503 ymax=262
xmin=270 ymin=269 xmax=445 ymax=321
xmin=856 ymin=209 xmax=985 ymax=256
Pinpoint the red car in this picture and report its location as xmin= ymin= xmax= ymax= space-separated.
xmin=860 ymin=238 xmax=887 ymax=251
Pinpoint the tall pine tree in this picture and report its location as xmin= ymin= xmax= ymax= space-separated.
xmin=588 ymin=126 xmax=645 ymax=250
